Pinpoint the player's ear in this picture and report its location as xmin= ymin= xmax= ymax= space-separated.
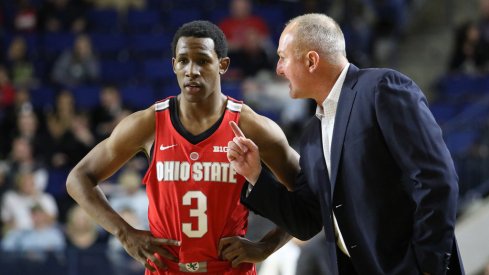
xmin=172 ymin=57 xmax=177 ymax=73
xmin=219 ymin=57 xmax=230 ymax=75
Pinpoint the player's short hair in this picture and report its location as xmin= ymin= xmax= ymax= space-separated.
xmin=172 ymin=20 xmax=228 ymax=58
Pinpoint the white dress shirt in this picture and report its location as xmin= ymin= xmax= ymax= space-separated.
xmin=315 ymin=63 xmax=351 ymax=257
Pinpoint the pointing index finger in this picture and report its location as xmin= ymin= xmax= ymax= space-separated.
xmin=229 ymin=121 xmax=245 ymax=138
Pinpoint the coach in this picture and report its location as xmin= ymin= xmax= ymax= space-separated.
xmin=227 ymin=13 xmax=464 ymax=275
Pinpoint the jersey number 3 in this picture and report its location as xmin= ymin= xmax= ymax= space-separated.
xmin=182 ymin=191 xmax=208 ymax=238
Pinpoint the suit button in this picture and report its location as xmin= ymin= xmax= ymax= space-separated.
xmin=350 ymin=245 xmax=357 ymax=249
xmin=335 ymin=204 xmax=343 ymax=209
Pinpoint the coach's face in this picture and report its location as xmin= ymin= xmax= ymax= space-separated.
xmin=276 ymin=24 xmax=311 ymax=100
xmin=172 ymin=37 xmax=229 ymax=103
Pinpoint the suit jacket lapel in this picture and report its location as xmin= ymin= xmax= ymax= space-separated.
xmin=330 ymin=65 xmax=359 ymax=197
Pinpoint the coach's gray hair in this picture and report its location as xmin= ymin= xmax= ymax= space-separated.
xmin=287 ymin=13 xmax=346 ymax=63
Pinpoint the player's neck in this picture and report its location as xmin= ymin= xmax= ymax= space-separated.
xmin=177 ymin=94 xmax=227 ymax=134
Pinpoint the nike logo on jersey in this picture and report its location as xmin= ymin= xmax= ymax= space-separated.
xmin=160 ymin=144 xmax=178 ymax=151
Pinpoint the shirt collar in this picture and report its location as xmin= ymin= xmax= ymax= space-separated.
xmin=315 ymin=63 xmax=350 ymax=118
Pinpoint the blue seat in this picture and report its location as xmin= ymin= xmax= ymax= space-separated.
xmin=129 ymin=33 xmax=171 ymax=58
xmin=30 ymin=85 xmax=56 ymax=110
xmin=209 ymin=8 xmax=229 ymax=24
xmin=429 ymin=103 xmax=458 ymax=125
xmin=41 ymin=32 xmax=75 ymax=58
xmin=143 ymin=59 xmax=174 ymax=82
xmin=71 ymin=85 xmax=101 ymax=110
xmin=120 ymin=84 xmax=156 ymax=109
xmin=167 ymin=9 xmax=203 ymax=32
xmin=222 ymin=82 xmax=243 ymax=100
xmin=87 ymin=9 xmax=120 ymax=33
xmin=444 ymin=129 xmax=479 ymax=156
xmin=254 ymin=6 xmax=285 ymax=41
xmin=160 ymin=83 xmax=180 ymax=98
xmin=126 ymin=9 xmax=162 ymax=33
xmin=437 ymin=74 xmax=480 ymax=101
xmin=100 ymin=60 xmax=136 ymax=83
xmin=90 ymin=33 xmax=127 ymax=58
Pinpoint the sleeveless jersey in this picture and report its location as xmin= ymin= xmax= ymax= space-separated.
xmin=143 ymin=97 xmax=255 ymax=275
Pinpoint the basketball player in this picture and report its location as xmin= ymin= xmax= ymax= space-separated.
xmin=66 ymin=21 xmax=298 ymax=274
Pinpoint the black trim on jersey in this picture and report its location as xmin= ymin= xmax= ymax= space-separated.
xmin=169 ymin=97 xmax=225 ymax=145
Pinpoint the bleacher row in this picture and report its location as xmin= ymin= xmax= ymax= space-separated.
xmin=432 ymin=73 xmax=489 ymax=205
xmin=1 ymin=0 xmax=294 ymax=111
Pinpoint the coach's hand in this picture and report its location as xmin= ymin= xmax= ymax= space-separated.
xmin=117 ymin=227 xmax=180 ymax=272
xmin=219 ymin=236 xmax=270 ymax=267
xmin=227 ymin=121 xmax=262 ymax=185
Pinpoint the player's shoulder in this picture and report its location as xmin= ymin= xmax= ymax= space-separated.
xmin=238 ymin=103 xmax=264 ymax=125
xmin=238 ymin=103 xmax=277 ymax=140
xmin=118 ymin=105 xmax=155 ymax=132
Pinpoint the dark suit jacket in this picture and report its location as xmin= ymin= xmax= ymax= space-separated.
xmin=242 ymin=64 xmax=464 ymax=275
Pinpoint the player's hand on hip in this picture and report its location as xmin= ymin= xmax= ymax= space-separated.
xmin=118 ymin=227 xmax=180 ymax=272
xmin=218 ymin=236 xmax=269 ymax=267
xmin=227 ymin=121 xmax=262 ymax=185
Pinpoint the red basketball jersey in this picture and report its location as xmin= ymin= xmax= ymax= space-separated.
xmin=143 ymin=97 xmax=255 ymax=275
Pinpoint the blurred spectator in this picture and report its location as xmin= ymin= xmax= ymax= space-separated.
xmin=91 ymin=0 xmax=146 ymax=15
xmin=6 ymin=36 xmax=38 ymax=89
xmin=448 ymin=21 xmax=489 ymax=74
xmin=218 ymin=0 xmax=272 ymax=52
xmin=0 ymin=137 xmax=48 ymax=193
xmin=109 ymin=169 xmax=148 ymax=229
xmin=38 ymin=0 xmax=88 ymax=33
xmin=227 ymin=27 xmax=275 ymax=80
xmin=340 ymin=2 xmax=375 ymax=68
xmin=12 ymin=0 xmax=38 ymax=33
xmin=0 ymin=88 xmax=34 ymax=157
xmin=479 ymin=0 xmax=489 ymax=47
xmin=1 ymin=203 xmax=65 ymax=253
xmin=65 ymin=205 xmax=113 ymax=275
xmin=2 ymin=107 xmax=48 ymax=166
xmin=1 ymin=169 xmax=58 ymax=234
xmin=370 ymin=0 xmax=409 ymax=66
xmin=477 ymin=0 xmax=489 ymax=72
xmin=0 ymin=65 xmax=15 ymax=109
xmin=45 ymin=90 xmax=94 ymax=169
xmin=51 ymin=34 xmax=99 ymax=88
xmin=91 ymin=85 xmax=130 ymax=141
xmin=0 ymin=6 xmax=4 ymax=32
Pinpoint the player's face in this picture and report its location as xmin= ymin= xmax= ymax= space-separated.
xmin=276 ymin=27 xmax=309 ymax=99
xmin=172 ymin=37 xmax=229 ymax=103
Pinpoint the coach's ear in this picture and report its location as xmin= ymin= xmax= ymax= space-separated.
xmin=219 ymin=57 xmax=230 ymax=75
xmin=306 ymin=51 xmax=319 ymax=73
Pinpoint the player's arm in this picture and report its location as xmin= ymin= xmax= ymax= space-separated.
xmin=238 ymin=105 xmax=300 ymax=190
xmin=219 ymin=105 xmax=300 ymax=266
xmin=66 ymin=107 xmax=179 ymax=271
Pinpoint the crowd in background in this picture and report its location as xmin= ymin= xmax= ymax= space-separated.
xmin=1 ymin=0 xmax=489 ymax=274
